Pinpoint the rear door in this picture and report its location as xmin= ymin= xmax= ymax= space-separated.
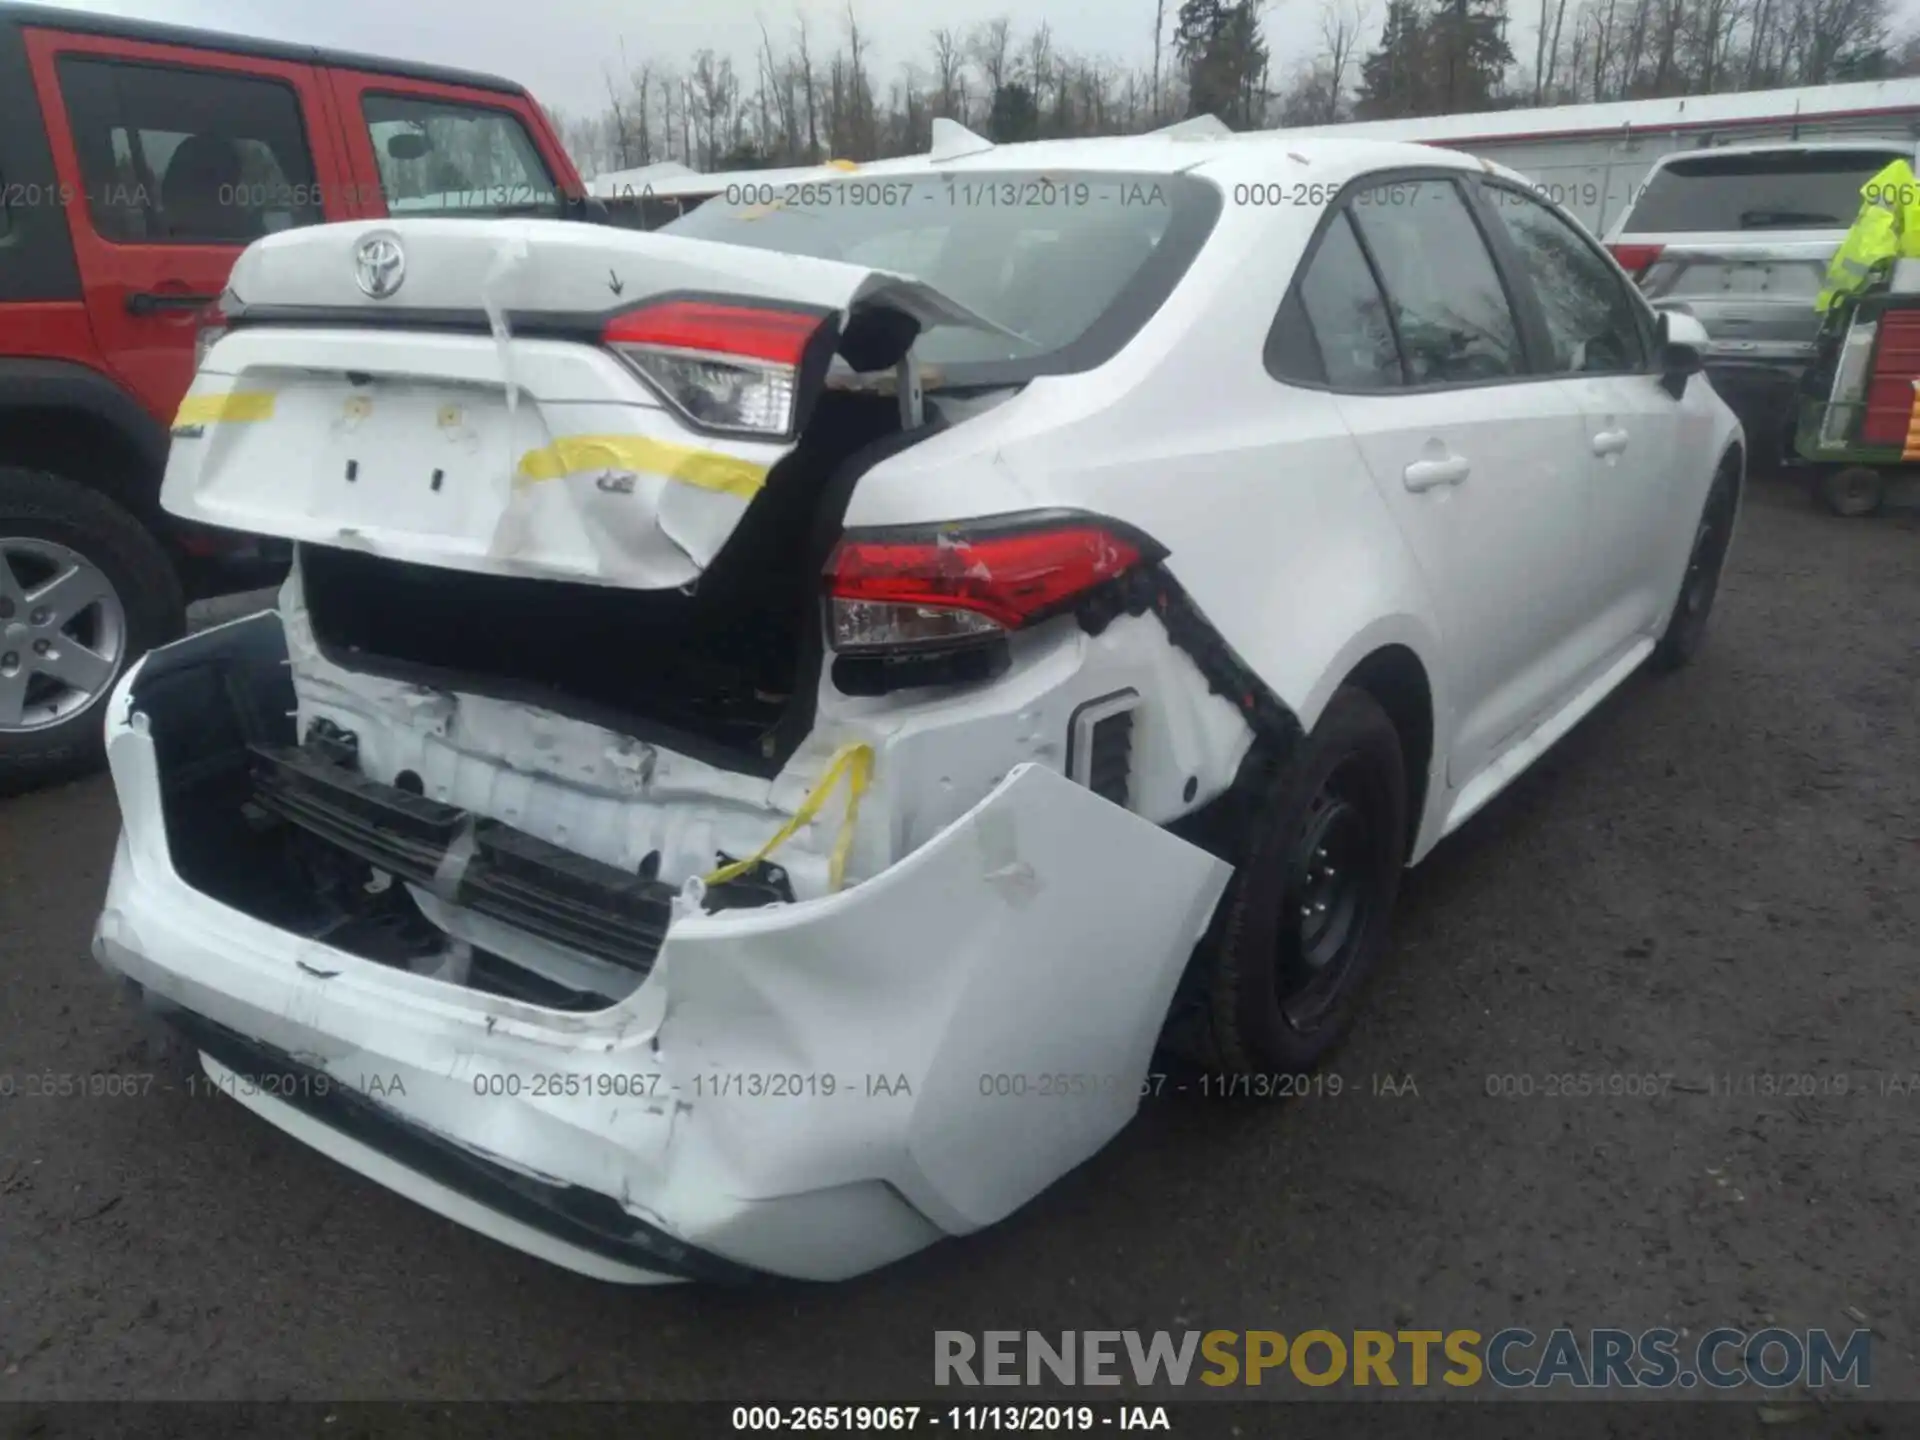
xmin=21 ymin=26 xmax=353 ymax=425
xmin=1303 ymin=174 xmax=1601 ymax=794
xmin=1476 ymin=179 xmax=1686 ymax=648
xmin=323 ymin=70 xmax=571 ymax=221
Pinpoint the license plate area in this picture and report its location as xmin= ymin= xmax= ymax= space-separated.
xmin=298 ymin=376 xmax=528 ymax=537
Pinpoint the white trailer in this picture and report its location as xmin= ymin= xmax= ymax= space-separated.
xmin=1270 ymin=80 xmax=1920 ymax=233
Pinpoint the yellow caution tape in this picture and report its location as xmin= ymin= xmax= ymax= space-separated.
xmin=515 ymin=434 xmax=769 ymax=500
xmin=172 ymin=390 xmax=276 ymax=427
xmin=704 ymin=741 xmax=874 ymax=894
xmin=826 ymin=158 xmax=859 ymax=172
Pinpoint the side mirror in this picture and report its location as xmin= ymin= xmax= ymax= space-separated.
xmin=570 ymin=193 xmax=611 ymax=224
xmin=1656 ymin=308 xmax=1708 ymax=398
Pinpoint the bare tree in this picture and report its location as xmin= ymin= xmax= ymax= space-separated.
xmin=1152 ymin=0 xmax=1168 ymax=123
xmin=796 ymin=14 xmax=820 ymax=162
xmin=970 ymin=16 xmax=1015 ymax=99
xmin=930 ymin=27 xmax=968 ymax=121
xmin=1321 ymin=0 xmax=1369 ymax=118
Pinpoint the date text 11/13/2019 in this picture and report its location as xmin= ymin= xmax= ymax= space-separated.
xmin=730 ymin=1405 xmax=1172 ymax=1431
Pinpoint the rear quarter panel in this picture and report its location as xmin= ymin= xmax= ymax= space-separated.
xmin=841 ymin=191 xmax=1447 ymax=742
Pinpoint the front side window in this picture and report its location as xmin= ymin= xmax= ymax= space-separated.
xmin=361 ymin=94 xmax=561 ymax=217
xmin=1485 ymin=185 xmax=1648 ymax=374
xmin=1347 ymin=178 xmax=1523 ymax=385
xmin=56 ymin=57 xmax=320 ymax=244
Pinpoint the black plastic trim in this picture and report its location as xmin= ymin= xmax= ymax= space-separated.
xmin=249 ymin=739 xmax=786 ymax=971
xmin=0 ymin=355 xmax=170 ymax=476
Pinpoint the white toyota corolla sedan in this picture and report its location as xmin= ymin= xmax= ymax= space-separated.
xmin=92 ymin=124 xmax=1743 ymax=1285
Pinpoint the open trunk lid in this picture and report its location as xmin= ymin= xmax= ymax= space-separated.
xmin=161 ymin=218 xmax=1015 ymax=590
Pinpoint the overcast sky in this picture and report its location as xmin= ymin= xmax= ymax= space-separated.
xmin=35 ymin=0 xmax=1920 ymax=124
xmin=37 ymin=0 xmax=1360 ymax=116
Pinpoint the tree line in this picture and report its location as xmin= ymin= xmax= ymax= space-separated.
xmin=550 ymin=0 xmax=1917 ymax=176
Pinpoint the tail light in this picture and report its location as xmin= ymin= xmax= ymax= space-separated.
xmin=823 ymin=512 xmax=1163 ymax=658
xmin=1607 ymin=242 xmax=1665 ymax=279
xmin=603 ymin=299 xmax=828 ymax=439
xmin=193 ymin=289 xmax=236 ymax=370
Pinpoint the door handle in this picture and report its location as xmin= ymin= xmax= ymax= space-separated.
xmin=1592 ymin=428 xmax=1631 ymax=457
xmin=1403 ymin=455 xmax=1471 ymax=492
xmin=126 ymin=290 xmax=221 ymax=316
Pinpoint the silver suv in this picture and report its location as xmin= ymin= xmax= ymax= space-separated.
xmin=1603 ymin=141 xmax=1915 ymax=463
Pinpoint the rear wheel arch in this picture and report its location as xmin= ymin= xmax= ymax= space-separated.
xmin=0 ymin=358 xmax=171 ymax=528
xmin=1337 ymin=644 xmax=1434 ymax=862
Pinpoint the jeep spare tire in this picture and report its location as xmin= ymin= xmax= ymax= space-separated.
xmin=0 ymin=467 xmax=185 ymax=795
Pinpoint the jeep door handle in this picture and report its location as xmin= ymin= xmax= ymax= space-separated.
xmin=1403 ymin=455 xmax=1471 ymax=492
xmin=1592 ymin=428 xmax=1631 ymax=457
xmin=126 ymin=290 xmax=221 ymax=316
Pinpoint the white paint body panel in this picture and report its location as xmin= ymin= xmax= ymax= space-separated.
xmin=97 ymin=131 xmax=1746 ymax=1282
xmin=97 ymin=642 xmax=1231 ymax=1280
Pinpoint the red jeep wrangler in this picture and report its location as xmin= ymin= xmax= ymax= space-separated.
xmin=0 ymin=1 xmax=588 ymax=793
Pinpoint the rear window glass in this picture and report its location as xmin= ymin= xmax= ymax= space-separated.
xmin=1624 ymin=149 xmax=1907 ymax=233
xmin=662 ymin=171 xmax=1222 ymax=382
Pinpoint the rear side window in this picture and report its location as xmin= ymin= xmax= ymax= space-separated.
xmin=1277 ymin=210 xmax=1402 ymax=389
xmin=56 ymin=58 xmax=320 ymax=243
xmin=1348 ymin=179 xmax=1523 ymax=385
xmin=361 ymin=94 xmax=561 ymax=217
xmin=1624 ymin=149 xmax=1905 ymax=233
xmin=1485 ymin=186 xmax=1648 ymax=374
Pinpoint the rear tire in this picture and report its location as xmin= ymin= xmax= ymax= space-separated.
xmin=0 ymin=467 xmax=185 ymax=796
xmin=1186 ymin=687 xmax=1408 ymax=1078
xmin=1816 ymin=465 xmax=1886 ymax=518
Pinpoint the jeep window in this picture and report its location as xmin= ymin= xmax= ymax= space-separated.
xmin=361 ymin=94 xmax=561 ymax=217
xmin=1625 ymin=149 xmax=1909 ymax=232
xmin=1347 ymin=178 xmax=1524 ymax=385
xmin=1485 ymin=185 xmax=1648 ymax=374
xmin=663 ymin=171 xmax=1221 ymax=384
xmin=55 ymin=58 xmax=320 ymax=244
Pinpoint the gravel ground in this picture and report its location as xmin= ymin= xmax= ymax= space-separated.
xmin=1 ymin=472 xmax=1916 ymax=1405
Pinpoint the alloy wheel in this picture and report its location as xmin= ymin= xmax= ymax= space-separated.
xmin=0 ymin=538 xmax=128 ymax=733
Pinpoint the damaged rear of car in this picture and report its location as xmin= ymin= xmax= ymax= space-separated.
xmin=92 ymin=175 xmax=1288 ymax=1282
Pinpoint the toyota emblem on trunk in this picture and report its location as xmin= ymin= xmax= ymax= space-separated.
xmin=354 ymin=233 xmax=406 ymax=299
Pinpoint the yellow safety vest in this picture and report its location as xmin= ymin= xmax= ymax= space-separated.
xmin=1817 ymin=158 xmax=1920 ymax=313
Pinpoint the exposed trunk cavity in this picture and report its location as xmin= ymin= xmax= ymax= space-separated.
xmin=299 ymin=390 xmax=935 ymax=775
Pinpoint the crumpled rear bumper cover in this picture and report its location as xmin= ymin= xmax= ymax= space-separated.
xmin=153 ymin=1001 xmax=769 ymax=1283
xmin=92 ymin=615 xmax=1234 ymax=1283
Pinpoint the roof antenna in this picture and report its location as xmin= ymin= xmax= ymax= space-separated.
xmin=929 ymin=117 xmax=994 ymax=162
xmin=1152 ymin=114 xmax=1233 ymax=139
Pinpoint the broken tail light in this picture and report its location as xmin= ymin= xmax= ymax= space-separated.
xmin=603 ymin=299 xmax=828 ymax=439
xmin=823 ymin=512 xmax=1164 ymax=662
xmin=1607 ymin=242 xmax=1665 ymax=280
